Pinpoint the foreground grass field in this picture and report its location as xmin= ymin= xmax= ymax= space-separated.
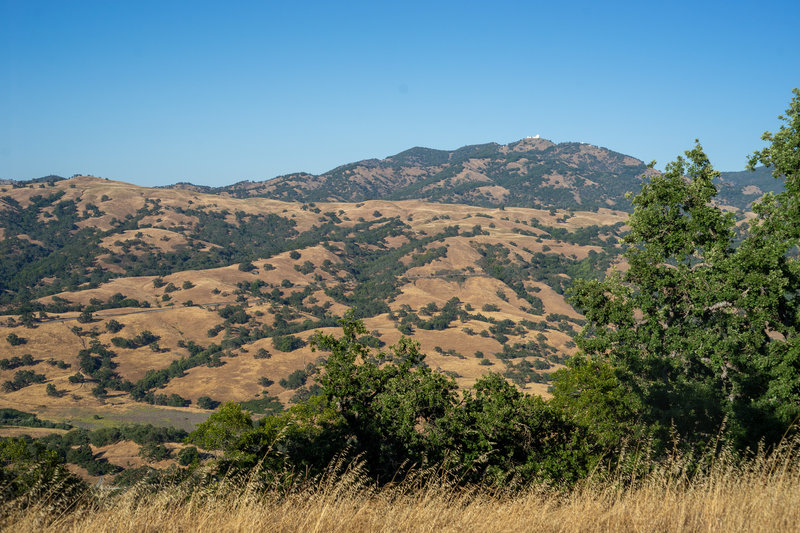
xmin=5 ymin=443 xmax=800 ymax=533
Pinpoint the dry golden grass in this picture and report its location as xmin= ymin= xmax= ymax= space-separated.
xmin=5 ymin=445 xmax=800 ymax=533
xmin=1 ymin=179 xmax=629 ymax=420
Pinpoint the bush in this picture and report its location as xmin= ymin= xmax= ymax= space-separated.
xmin=0 ymin=354 xmax=35 ymax=370
xmin=139 ymin=442 xmax=171 ymax=462
xmin=197 ymin=396 xmax=219 ymax=410
xmin=6 ymin=333 xmax=26 ymax=346
xmin=177 ymin=446 xmax=199 ymax=466
xmin=2 ymin=370 xmax=46 ymax=392
xmin=105 ymin=319 xmax=124 ymax=333
xmin=279 ymin=369 xmax=308 ymax=389
xmin=254 ymin=348 xmax=271 ymax=359
xmin=46 ymin=383 xmax=64 ymax=397
xmin=273 ymin=335 xmax=306 ymax=352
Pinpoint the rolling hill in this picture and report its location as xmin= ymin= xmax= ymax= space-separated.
xmin=0 ymin=138 xmax=780 ymax=437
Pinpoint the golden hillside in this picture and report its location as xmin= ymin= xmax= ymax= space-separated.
xmin=0 ymin=176 xmax=627 ymax=428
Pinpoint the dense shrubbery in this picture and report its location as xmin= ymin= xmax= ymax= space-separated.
xmin=1 ymin=370 xmax=46 ymax=392
xmin=0 ymin=408 xmax=71 ymax=429
xmin=110 ymin=330 xmax=160 ymax=349
xmin=0 ymin=420 xmax=189 ymax=502
xmin=187 ymin=312 xmax=600 ymax=486
xmin=272 ymin=334 xmax=306 ymax=352
xmin=0 ymin=353 xmax=35 ymax=370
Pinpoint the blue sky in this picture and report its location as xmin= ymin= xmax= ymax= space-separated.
xmin=2 ymin=1 xmax=798 ymax=187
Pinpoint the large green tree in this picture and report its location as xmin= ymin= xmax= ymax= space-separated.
xmin=313 ymin=311 xmax=457 ymax=479
xmin=557 ymin=90 xmax=800 ymax=451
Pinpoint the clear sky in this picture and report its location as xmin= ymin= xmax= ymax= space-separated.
xmin=2 ymin=1 xmax=798 ymax=187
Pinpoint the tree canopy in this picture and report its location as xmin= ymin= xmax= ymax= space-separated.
xmin=560 ymin=89 xmax=800 ymax=451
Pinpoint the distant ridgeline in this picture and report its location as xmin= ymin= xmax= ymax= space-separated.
xmin=0 ymin=140 xmax=780 ymax=311
xmin=164 ymin=138 xmax=781 ymax=211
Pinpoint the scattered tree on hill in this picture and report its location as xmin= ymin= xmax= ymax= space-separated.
xmin=139 ymin=442 xmax=171 ymax=462
xmin=2 ymin=370 xmax=46 ymax=392
xmin=197 ymin=396 xmax=220 ymax=410
xmin=6 ymin=333 xmax=26 ymax=346
xmin=273 ymin=334 xmax=306 ymax=352
xmin=46 ymin=383 xmax=65 ymax=397
xmin=105 ymin=319 xmax=124 ymax=333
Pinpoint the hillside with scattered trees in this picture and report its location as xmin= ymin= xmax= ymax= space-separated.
xmin=1 ymin=89 xmax=798 ymax=532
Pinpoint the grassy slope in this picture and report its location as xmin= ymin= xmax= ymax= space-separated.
xmin=0 ymin=177 xmax=629 ymax=427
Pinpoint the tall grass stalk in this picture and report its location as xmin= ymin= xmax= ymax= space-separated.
xmin=4 ymin=441 xmax=800 ymax=533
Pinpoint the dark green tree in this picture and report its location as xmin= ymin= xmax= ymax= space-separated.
xmin=6 ymin=333 xmax=26 ymax=346
xmin=436 ymin=373 xmax=598 ymax=485
xmin=187 ymin=402 xmax=254 ymax=453
xmin=177 ymin=445 xmax=199 ymax=466
xmin=312 ymin=310 xmax=457 ymax=479
xmin=560 ymin=91 xmax=800 ymax=451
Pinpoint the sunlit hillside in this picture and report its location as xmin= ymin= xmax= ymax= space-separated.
xmin=0 ymin=175 xmax=630 ymax=436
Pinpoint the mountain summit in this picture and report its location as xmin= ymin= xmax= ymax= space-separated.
xmin=169 ymin=138 xmax=778 ymax=211
xmin=175 ymin=138 xmax=648 ymax=210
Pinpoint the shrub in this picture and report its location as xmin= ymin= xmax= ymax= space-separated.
xmin=197 ymin=396 xmax=219 ymax=410
xmin=177 ymin=446 xmax=199 ymax=466
xmin=273 ymin=335 xmax=306 ymax=352
xmin=46 ymin=383 xmax=64 ymax=397
xmin=77 ymin=310 xmax=94 ymax=323
xmin=105 ymin=319 xmax=124 ymax=333
xmin=139 ymin=442 xmax=171 ymax=462
xmin=238 ymin=261 xmax=255 ymax=272
xmin=6 ymin=333 xmax=26 ymax=346
xmin=279 ymin=369 xmax=308 ymax=389
xmin=254 ymin=348 xmax=271 ymax=359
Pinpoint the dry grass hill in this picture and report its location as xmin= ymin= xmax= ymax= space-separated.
xmin=0 ymin=174 xmax=630 ymax=438
xmin=0 ymin=139 xmax=776 ymax=476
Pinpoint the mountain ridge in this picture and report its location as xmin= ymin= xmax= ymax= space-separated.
xmin=7 ymin=139 xmax=781 ymax=211
xmin=160 ymin=137 xmax=780 ymax=211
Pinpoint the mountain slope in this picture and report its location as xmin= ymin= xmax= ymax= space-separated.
xmin=177 ymin=138 xmax=649 ymax=210
xmin=166 ymin=138 xmax=781 ymax=211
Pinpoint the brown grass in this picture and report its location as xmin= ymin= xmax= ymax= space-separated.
xmin=1 ymin=181 xmax=631 ymax=418
xmin=4 ymin=445 xmax=800 ymax=533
